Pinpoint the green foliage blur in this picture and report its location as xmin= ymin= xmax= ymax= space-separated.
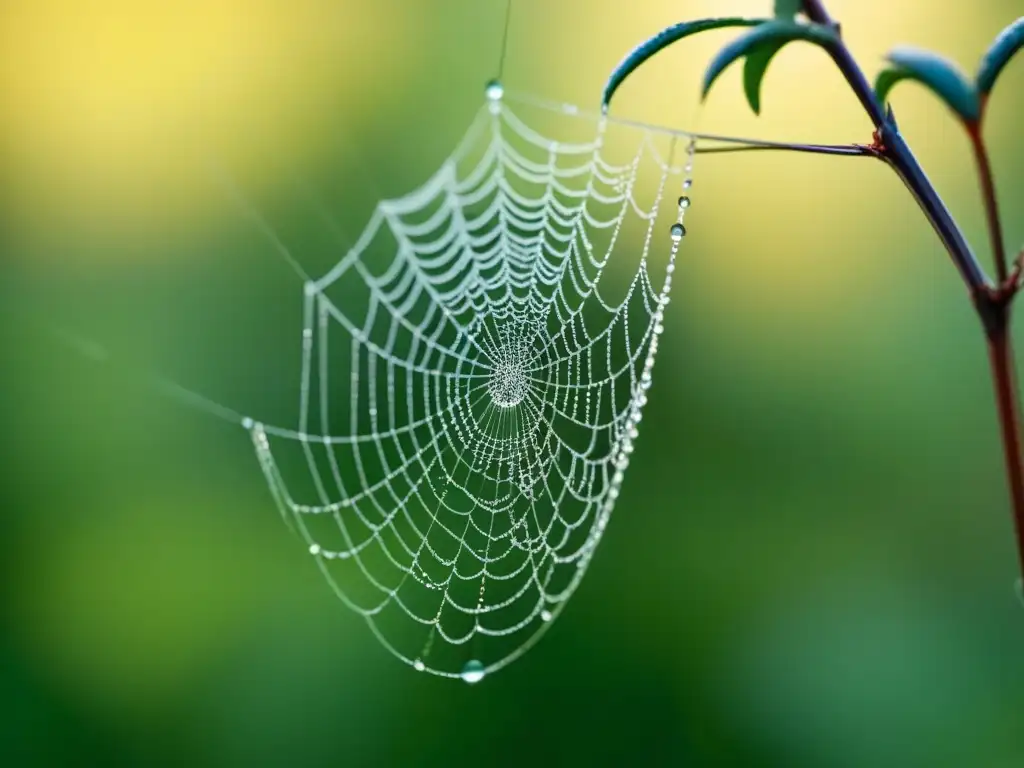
xmin=2 ymin=1 xmax=1023 ymax=765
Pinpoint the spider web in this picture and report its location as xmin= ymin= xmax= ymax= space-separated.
xmin=244 ymin=84 xmax=696 ymax=682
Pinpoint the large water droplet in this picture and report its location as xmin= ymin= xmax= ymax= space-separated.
xmin=669 ymin=223 xmax=685 ymax=242
xmin=540 ymin=609 xmax=553 ymax=622
xmin=413 ymin=659 xmax=426 ymax=672
xmin=677 ymin=195 xmax=690 ymax=210
xmin=683 ymin=178 xmax=693 ymax=189
xmin=485 ymin=79 xmax=504 ymax=101
xmin=460 ymin=659 xmax=486 ymax=684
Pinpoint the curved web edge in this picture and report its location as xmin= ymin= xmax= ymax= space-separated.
xmin=240 ymin=87 xmax=697 ymax=681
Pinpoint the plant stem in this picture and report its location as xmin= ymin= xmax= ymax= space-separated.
xmin=802 ymin=0 xmax=1024 ymax=579
xmin=801 ymin=0 xmax=988 ymax=292
xmin=967 ymin=125 xmax=1022 ymax=566
xmin=801 ymin=0 xmax=886 ymax=125
xmin=968 ymin=124 xmax=1008 ymax=282
xmin=882 ymin=132 xmax=989 ymax=290
xmin=987 ymin=322 xmax=1024 ymax=575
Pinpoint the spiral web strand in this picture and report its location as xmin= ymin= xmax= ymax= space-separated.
xmin=245 ymin=85 xmax=697 ymax=681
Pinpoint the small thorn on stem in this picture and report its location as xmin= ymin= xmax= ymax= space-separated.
xmin=986 ymin=250 xmax=1024 ymax=305
xmin=1007 ymin=251 xmax=1024 ymax=296
xmin=980 ymin=267 xmax=1023 ymax=310
xmin=870 ymin=129 xmax=887 ymax=154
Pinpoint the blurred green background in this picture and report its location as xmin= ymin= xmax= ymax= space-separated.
xmin=2 ymin=1 xmax=1024 ymax=765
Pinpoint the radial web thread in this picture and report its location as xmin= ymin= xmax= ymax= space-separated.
xmin=245 ymin=85 xmax=697 ymax=681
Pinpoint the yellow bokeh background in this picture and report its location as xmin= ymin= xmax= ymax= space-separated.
xmin=0 ymin=0 xmax=411 ymax=237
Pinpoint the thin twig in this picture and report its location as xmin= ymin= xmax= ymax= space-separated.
xmin=507 ymin=90 xmax=873 ymax=156
xmin=969 ymin=124 xmax=1008 ymax=282
xmin=695 ymin=143 xmax=875 ymax=157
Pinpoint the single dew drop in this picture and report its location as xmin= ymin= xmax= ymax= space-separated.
xmin=677 ymin=195 xmax=691 ymax=210
xmin=540 ymin=609 xmax=553 ymax=622
xmin=309 ymin=543 xmax=321 ymax=556
xmin=485 ymin=79 xmax=504 ymax=101
xmin=669 ymin=223 xmax=686 ymax=242
xmin=460 ymin=659 xmax=486 ymax=684
xmin=413 ymin=659 xmax=426 ymax=672
xmin=683 ymin=178 xmax=693 ymax=189
xmin=241 ymin=416 xmax=254 ymax=430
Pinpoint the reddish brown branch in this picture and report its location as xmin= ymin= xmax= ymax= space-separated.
xmin=987 ymin=324 xmax=1024 ymax=576
xmin=968 ymin=123 xmax=1009 ymax=282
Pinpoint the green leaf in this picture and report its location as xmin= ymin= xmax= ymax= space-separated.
xmin=702 ymin=21 xmax=839 ymax=103
xmin=774 ymin=0 xmax=802 ymax=20
xmin=977 ymin=17 xmax=1024 ymax=95
xmin=874 ymin=46 xmax=980 ymax=122
xmin=743 ymin=42 xmax=785 ymax=114
xmin=602 ymin=17 xmax=766 ymax=109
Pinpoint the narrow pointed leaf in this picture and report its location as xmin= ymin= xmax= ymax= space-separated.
xmin=743 ymin=41 xmax=786 ymax=114
xmin=875 ymin=46 xmax=980 ymax=122
xmin=774 ymin=0 xmax=801 ymax=20
xmin=702 ymin=21 xmax=839 ymax=103
xmin=602 ymin=17 xmax=765 ymax=109
xmin=977 ymin=17 xmax=1024 ymax=95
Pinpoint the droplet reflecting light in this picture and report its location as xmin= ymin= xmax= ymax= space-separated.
xmin=485 ymin=79 xmax=504 ymax=101
xmin=460 ymin=659 xmax=486 ymax=684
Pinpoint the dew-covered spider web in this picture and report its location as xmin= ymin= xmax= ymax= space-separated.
xmin=244 ymin=82 xmax=697 ymax=682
